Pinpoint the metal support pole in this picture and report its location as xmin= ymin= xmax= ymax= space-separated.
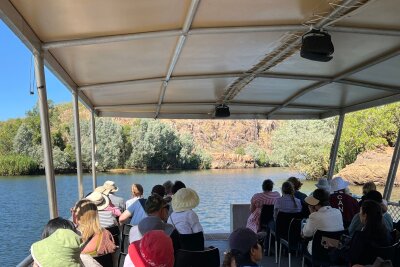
xmin=73 ymin=91 xmax=84 ymax=199
xmin=34 ymin=51 xmax=58 ymax=218
xmin=327 ymin=113 xmax=345 ymax=179
xmin=90 ymin=110 xmax=97 ymax=190
xmin=383 ymin=127 xmax=400 ymax=200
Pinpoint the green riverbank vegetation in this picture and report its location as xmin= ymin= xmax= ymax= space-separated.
xmin=0 ymin=101 xmax=398 ymax=178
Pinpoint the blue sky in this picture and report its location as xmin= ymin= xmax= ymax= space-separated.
xmin=0 ymin=20 xmax=71 ymax=121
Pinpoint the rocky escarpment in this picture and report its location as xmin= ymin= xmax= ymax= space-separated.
xmin=338 ymin=146 xmax=399 ymax=186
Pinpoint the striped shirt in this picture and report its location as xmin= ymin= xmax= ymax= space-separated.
xmin=246 ymin=191 xmax=281 ymax=232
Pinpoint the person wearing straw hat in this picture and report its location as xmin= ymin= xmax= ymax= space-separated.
xmin=101 ymin=180 xmax=125 ymax=212
xmin=86 ymin=191 xmax=120 ymax=229
xmin=167 ymin=188 xmax=203 ymax=234
xmin=329 ymin=176 xmax=360 ymax=228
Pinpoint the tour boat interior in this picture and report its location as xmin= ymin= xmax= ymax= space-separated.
xmin=1 ymin=0 xmax=399 ymax=266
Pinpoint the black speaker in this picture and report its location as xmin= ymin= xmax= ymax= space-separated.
xmin=300 ymin=29 xmax=334 ymax=62
xmin=215 ymin=104 xmax=230 ymax=117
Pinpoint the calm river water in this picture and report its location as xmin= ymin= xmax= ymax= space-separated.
xmin=1 ymin=168 xmax=398 ymax=266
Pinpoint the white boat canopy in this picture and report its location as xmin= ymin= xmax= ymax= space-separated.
xmin=1 ymin=0 xmax=399 ymax=120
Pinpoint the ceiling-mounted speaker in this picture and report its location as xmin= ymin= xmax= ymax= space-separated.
xmin=300 ymin=29 xmax=334 ymax=62
xmin=215 ymin=104 xmax=230 ymax=117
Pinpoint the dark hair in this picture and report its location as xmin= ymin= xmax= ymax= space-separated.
xmin=362 ymin=182 xmax=376 ymax=195
xmin=163 ymin=180 xmax=173 ymax=195
xmin=151 ymin=184 xmax=166 ymax=197
xmin=223 ymin=244 xmax=259 ymax=266
xmin=287 ymin=177 xmax=303 ymax=191
xmin=361 ymin=200 xmax=387 ymax=242
xmin=364 ymin=190 xmax=383 ymax=203
xmin=282 ymin=181 xmax=298 ymax=208
xmin=172 ymin=180 xmax=186 ymax=194
xmin=145 ymin=194 xmax=165 ymax=214
xmin=41 ymin=217 xmax=77 ymax=239
xmin=262 ymin=179 xmax=274 ymax=192
xmin=312 ymin=189 xmax=330 ymax=206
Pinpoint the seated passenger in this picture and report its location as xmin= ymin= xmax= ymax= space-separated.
xmin=302 ymin=189 xmax=344 ymax=254
xmin=171 ymin=180 xmax=186 ymax=195
xmin=163 ymin=180 xmax=174 ymax=203
xmin=99 ymin=180 xmax=125 ymax=212
xmin=246 ymin=179 xmax=280 ymax=233
xmin=167 ymin=188 xmax=203 ymax=234
xmin=349 ymin=200 xmax=393 ymax=265
xmin=129 ymin=194 xmax=180 ymax=251
xmin=123 ymin=230 xmax=174 ymax=267
xmin=119 ymin=184 xmax=165 ymax=225
xmin=73 ymin=200 xmax=116 ymax=258
xmin=348 ymin=190 xmax=393 ymax=237
xmin=38 ymin=217 xmax=101 ymax=267
xmin=329 ymin=176 xmax=360 ymax=228
xmin=287 ymin=176 xmax=309 ymax=217
xmin=315 ymin=178 xmax=331 ymax=192
xmin=223 ymin=227 xmax=263 ymax=267
xmin=86 ymin=191 xmax=120 ymax=228
xmin=125 ymin=183 xmax=143 ymax=209
xmin=273 ymin=181 xmax=302 ymax=220
xmin=31 ymin=228 xmax=83 ymax=267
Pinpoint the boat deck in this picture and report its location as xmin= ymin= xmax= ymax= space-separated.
xmin=205 ymin=233 xmax=303 ymax=267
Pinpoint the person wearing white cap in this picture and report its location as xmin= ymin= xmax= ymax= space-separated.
xmin=302 ymin=189 xmax=344 ymax=254
xmin=329 ymin=176 xmax=360 ymax=228
xmin=314 ymin=178 xmax=331 ymax=192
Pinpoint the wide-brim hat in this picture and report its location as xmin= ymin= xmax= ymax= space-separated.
xmin=229 ymin=227 xmax=258 ymax=254
xmin=86 ymin=191 xmax=110 ymax=211
xmin=315 ymin=178 xmax=331 ymax=191
xmin=330 ymin=176 xmax=350 ymax=192
xmin=305 ymin=195 xmax=320 ymax=206
xmin=171 ymin=188 xmax=199 ymax=212
xmin=94 ymin=185 xmax=112 ymax=196
xmin=103 ymin=180 xmax=119 ymax=193
xmin=31 ymin=229 xmax=82 ymax=267
xmin=128 ymin=230 xmax=174 ymax=267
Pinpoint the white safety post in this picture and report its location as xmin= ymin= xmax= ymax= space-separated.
xmin=34 ymin=51 xmax=58 ymax=218
xmin=383 ymin=127 xmax=400 ymax=200
xmin=327 ymin=113 xmax=345 ymax=179
xmin=90 ymin=110 xmax=97 ymax=190
xmin=73 ymin=91 xmax=84 ymax=199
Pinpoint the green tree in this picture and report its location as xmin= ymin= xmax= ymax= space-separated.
xmin=0 ymin=118 xmax=23 ymax=155
xmin=128 ymin=120 xmax=182 ymax=169
xmin=270 ymin=119 xmax=336 ymax=178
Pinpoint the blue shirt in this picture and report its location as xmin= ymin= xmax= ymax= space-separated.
xmin=274 ymin=195 xmax=302 ymax=220
xmin=127 ymin=200 xmax=147 ymax=225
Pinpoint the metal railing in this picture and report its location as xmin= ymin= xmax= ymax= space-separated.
xmin=387 ymin=201 xmax=400 ymax=222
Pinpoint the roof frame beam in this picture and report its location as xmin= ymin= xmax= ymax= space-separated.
xmin=154 ymin=0 xmax=201 ymax=119
xmin=40 ymin=25 xmax=400 ymax=50
xmin=94 ymin=102 xmax=337 ymax=112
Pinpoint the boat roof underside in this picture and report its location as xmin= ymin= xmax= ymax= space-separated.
xmin=1 ymin=0 xmax=400 ymax=120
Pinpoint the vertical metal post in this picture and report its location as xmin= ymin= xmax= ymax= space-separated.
xmin=90 ymin=110 xmax=97 ymax=190
xmin=34 ymin=51 xmax=58 ymax=218
xmin=383 ymin=127 xmax=400 ymax=200
xmin=73 ymin=91 xmax=84 ymax=199
xmin=327 ymin=113 xmax=345 ymax=179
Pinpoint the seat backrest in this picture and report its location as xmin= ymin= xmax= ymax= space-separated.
xmin=259 ymin=205 xmax=274 ymax=229
xmin=287 ymin=218 xmax=302 ymax=248
xmin=174 ymin=247 xmax=220 ymax=267
xmin=179 ymin=231 xmax=205 ymax=251
xmin=312 ymin=230 xmax=347 ymax=264
xmin=276 ymin=212 xmax=302 ymax=240
xmin=120 ymin=224 xmax=133 ymax=253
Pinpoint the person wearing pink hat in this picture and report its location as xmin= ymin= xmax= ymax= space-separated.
xmin=123 ymin=230 xmax=174 ymax=267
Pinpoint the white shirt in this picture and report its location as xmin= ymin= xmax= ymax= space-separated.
xmin=167 ymin=210 xmax=203 ymax=234
xmin=302 ymin=206 xmax=344 ymax=254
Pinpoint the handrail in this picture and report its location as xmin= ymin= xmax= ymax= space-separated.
xmin=16 ymin=254 xmax=33 ymax=267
